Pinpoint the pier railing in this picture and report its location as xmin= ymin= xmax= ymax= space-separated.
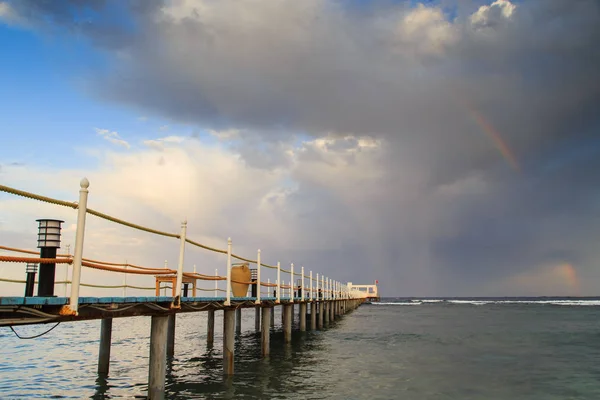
xmin=0 ymin=179 xmax=364 ymax=313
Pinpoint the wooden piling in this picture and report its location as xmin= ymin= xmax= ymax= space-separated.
xmin=167 ymin=314 xmax=176 ymax=358
xmin=223 ymin=309 xmax=235 ymax=375
xmin=299 ymin=303 xmax=307 ymax=331
xmin=270 ymin=305 xmax=275 ymax=327
xmin=255 ymin=306 xmax=261 ymax=332
xmin=261 ymin=307 xmax=271 ymax=357
xmin=283 ymin=304 xmax=292 ymax=343
xmin=330 ymin=301 xmax=335 ymax=322
xmin=207 ymin=309 xmax=215 ymax=346
xmin=318 ymin=302 xmax=324 ymax=329
xmin=235 ymin=308 xmax=242 ymax=334
xmin=98 ymin=318 xmax=112 ymax=374
xmin=310 ymin=302 xmax=316 ymax=331
xmin=149 ymin=315 xmax=169 ymax=400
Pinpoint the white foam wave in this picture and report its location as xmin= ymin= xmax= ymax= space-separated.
xmin=372 ymin=300 xmax=600 ymax=306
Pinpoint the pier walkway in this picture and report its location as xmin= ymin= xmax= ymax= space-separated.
xmin=0 ymin=179 xmax=368 ymax=400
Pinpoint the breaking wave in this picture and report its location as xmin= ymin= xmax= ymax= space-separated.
xmin=371 ymin=299 xmax=600 ymax=307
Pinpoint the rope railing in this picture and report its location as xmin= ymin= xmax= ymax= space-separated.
xmin=0 ymin=182 xmax=359 ymax=306
xmin=0 ymin=250 xmax=298 ymax=289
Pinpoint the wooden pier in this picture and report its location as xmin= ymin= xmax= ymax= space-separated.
xmin=0 ymin=178 xmax=370 ymax=399
xmin=0 ymin=295 xmax=364 ymax=399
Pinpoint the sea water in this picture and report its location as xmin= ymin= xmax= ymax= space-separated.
xmin=2 ymin=298 xmax=600 ymax=399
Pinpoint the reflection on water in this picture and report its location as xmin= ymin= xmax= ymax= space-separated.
xmin=3 ymin=303 xmax=600 ymax=399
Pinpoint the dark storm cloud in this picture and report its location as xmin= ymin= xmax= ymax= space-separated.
xmin=4 ymin=0 xmax=600 ymax=294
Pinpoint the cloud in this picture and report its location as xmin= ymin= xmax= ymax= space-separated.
xmin=2 ymin=0 xmax=600 ymax=296
xmin=143 ymin=135 xmax=185 ymax=151
xmin=95 ymin=128 xmax=130 ymax=149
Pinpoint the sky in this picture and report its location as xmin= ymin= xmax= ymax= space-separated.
xmin=0 ymin=0 xmax=599 ymax=297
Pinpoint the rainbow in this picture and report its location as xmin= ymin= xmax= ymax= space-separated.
xmin=458 ymin=97 xmax=520 ymax=172
xmin=557 ymin=263 xmax=580 ymax=294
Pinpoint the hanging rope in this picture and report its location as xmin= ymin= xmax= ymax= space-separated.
xmin=9 ymin=323 xmax=61 ymax=339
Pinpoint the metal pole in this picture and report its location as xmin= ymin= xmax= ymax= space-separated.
xmin=225 ymin=238 xmax=232 ymax=306
xmin=174 ymin=220 xmax=187 ymax=306
xmin=69 ymin=178 xmax=89 ymax=314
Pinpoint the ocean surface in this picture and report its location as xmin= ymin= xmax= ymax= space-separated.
xmin=2 ymin=297 xmax=600 ymax=399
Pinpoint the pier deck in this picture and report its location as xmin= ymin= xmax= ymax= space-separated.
xmin=0 ymin=296 xmax=318 ymax=327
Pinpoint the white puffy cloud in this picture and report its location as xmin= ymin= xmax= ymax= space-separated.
xmin=95 ymin=128 xmax=130 ymax=149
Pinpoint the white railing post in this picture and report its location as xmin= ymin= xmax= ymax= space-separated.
xmin=301 ymin=266 xmax=305 ymax=301
xmin=290 ymin=263 xmax=294 ymax=303
xmin=255 ymin=249 xmax=261 ymax=304
xmin=276 ymin=262 xmax=281 ymax=304
xmin=174 ymin=220 xmax=187 ymax=306
xmin=69 ymin=178 xmax=89 ymax=315
xmin=123 ymin=262 xmax=127 ymax=297
xmin=214 ymin=268 xmax=218 ymax=298
xmin=309 ymin=271 xmax=313 ymax=301
xmin=316 ymin=273 xmax=319 ymax=300
xmin=225 ymin=238 xmax=232 ymax=306
xmin=267 ymin=278 xmax=271 ymax=297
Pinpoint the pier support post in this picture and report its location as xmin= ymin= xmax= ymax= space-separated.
xmin=299 ymin=303 xmax=307 ymax=331
xmin=318 ymin=302 xmax=324 ymax=329
xmin=330 ymin=302 xmax=335 ymax=322
xmin=261 ymin=307 xmax=271 ymax=357
xmin=149 ymin=315 xmax=169 ymax=400
xmin=167 ymin=314 xmax=176 ymax=358
xmin=310 ymin=302 xmax=316 ymax=331
xmin=283 ymin=304 xmax=292 ymax=343
xmin=207 ymin=309 xmax=215 ymax=346
xmin=223 ymin=309 xmax=235 ymax=375
xmin=255 ymin=306 xmax=261 ymax=332
xmin=98 ymin=318 xmax=112 ymax=374
xmin=270 ymin=305 xmax=275 ymax=327
xmin=236 ymin=308 xmax=242 ymax=334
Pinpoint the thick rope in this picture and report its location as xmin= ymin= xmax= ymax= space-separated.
xmin=0 ymin=184 xmax=324 ymax=283
xmin=0 ymin=184 xmax=77 ymax=209
xmin=0 ymin=245 xmax=39 ymax=255
xmin=0 ymin=255 xmax=72 ymax=264
xmin=86 ymin=207 xmax=180 ymax=239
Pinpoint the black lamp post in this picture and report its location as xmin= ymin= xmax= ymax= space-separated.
xmin=24 ymin=263 xmax=37 ymax=297
xmin=36 ymin=219 xmax=64 ymax=297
